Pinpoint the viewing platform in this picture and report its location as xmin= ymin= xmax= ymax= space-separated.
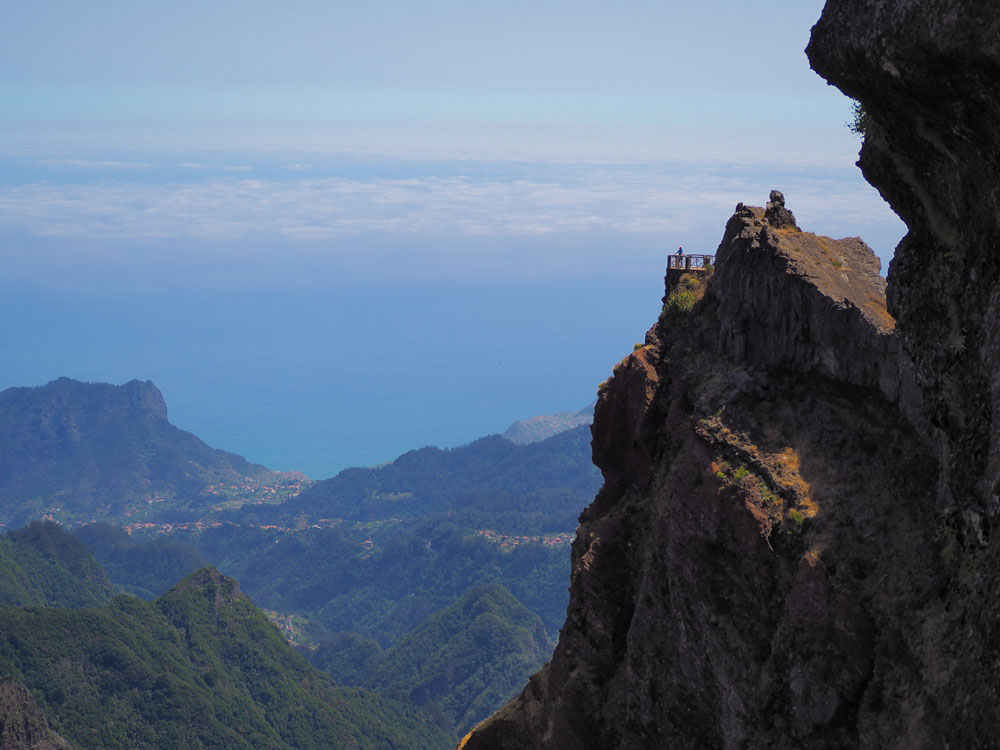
xmin=667 ymin=253 xmax=715 ymax=271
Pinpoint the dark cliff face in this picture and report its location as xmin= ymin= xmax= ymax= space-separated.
xmin=809 ymin=0 xmax=1000 ymax=514
xmin=461 ymin=199 xmax=949 ymax=749
xmin=461 ymin=2 xmax=1000 ymax=747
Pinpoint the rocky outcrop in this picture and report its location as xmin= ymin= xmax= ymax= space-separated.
xmin=461 ymin=1 xmax=1000 ymax=748
xmin=809 ymin=0 xmax=1000 ymax=515
xmin=0 ymin=680 xmax=73 ymax=750
xmin=763 ymin=189 xmax=800 ymax=230
xmin=711 ymin=201 xmax=909 ymax=403
xmin=461 ymin=196 xmax=946 ymax=749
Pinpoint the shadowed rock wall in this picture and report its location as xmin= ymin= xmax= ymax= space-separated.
xmin=460 ymin=1 xmax=1000 ymax=746
xmin=810 ymin=0 xmax=1000 ymax=515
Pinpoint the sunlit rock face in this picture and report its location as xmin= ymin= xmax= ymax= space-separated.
xmin=459 ymin=196 xmax=937 ymax=749
xmin=460 ymin=3 xmax=1000 ymax=747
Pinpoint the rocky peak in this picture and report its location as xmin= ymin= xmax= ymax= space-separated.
xmin=710 ymin=195 xmax=917 ymax=407
xmin=763 ymin=189 xmax=800 ymax=230
xmin=9 ymin=378 xmax=170 ymax=435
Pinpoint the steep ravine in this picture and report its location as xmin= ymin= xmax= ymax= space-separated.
xmin=461 ymin=2 xmax=1000 ymax=747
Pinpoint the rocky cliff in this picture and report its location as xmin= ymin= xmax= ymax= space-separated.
xmin=809 ymin=0 xmax=1000 ymax=535
xmin=461 ymin=194 xmax=939 ymax=749
xmin=0 ymin=378 xmax=286 ymax=527
xmin=460 ymin=2 xmax=1000 ymax=747
xmin=0 ymin=680 xmax=72 ymax=750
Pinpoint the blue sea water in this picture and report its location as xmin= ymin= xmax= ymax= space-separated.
xmin=0 ymin=274 xmax=664 ymax=479
xmin=0 ymin=148 xmax=905 ymax=479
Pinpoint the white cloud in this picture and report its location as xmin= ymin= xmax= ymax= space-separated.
xmin=0 ymin=158 xmax=905 ymax=281
xmin=0 ymin=167 xmax=890 ymax=238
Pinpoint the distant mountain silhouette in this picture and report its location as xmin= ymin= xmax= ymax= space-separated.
xmin=0 ymin=378 xmax=301 ymax=527
xmin=501 ymin=404 xmax=594 ymax=445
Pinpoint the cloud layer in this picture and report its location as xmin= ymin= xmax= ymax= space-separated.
xmin=0 ymin=159 xmax=897 ymax=245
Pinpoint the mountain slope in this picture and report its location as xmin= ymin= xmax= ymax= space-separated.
xmin=362 ymin=583 xmax=550 ymax=735
xmin=0 ymin=378 xmax=305 ymax=527
xmin=501 ymin=405 xmax=593 ymax=446
xmin=0 ymin=521 xmax=111 ymax=608
xmin=0 ymin=567 xmax=451 ymax=749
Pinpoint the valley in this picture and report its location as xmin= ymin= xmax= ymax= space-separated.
xmin=0 ymin=377 xmax=599 ymax=746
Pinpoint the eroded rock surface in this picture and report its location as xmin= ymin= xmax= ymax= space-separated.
xmin=0 ymin=680 xmax=72 ymax=750
xmin=461 ymin=2 xmax=1000 ymax=746
xmin=460 ymin=197 xmax=945 ymax=749
xmin=810 ymin=0 xmax=1000 ymax=513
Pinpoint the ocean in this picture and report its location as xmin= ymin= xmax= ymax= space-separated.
xmin=0 ymin=149 xmax=904 ymax=478
xmin=0 ymin=274 xmax=665 ymax=479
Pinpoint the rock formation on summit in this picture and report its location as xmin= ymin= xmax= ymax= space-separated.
xmin=763 ymin=190 xmax=799 ymax=231
xmin=460 ymin=1 xmax=1000 ymax=748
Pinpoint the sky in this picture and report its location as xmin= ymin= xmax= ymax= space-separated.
xmin=0 ymin=1 xmax=908 ymax=477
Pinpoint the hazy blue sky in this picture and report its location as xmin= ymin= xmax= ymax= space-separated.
xmin=0 ymin=1 xmax=908 ymax=476
xmin=5 ymin=1 xmax=860 ymax=158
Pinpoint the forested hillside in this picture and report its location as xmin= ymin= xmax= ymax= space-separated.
xmin=0 ymin=521 xmax=111 ymax=607
xmin=362 ymin=583 xmax=551 ymax=734
xmin=0 ymin=565 xmax=452 ymax=749
xmin=2 ymin=380 xmax=604 ymax=740
xmin=0 ymin=378 xmax=305 ymax=527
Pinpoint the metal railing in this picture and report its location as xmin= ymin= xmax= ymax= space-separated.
xmin=667 ymin=254 xmax=715 ymax=271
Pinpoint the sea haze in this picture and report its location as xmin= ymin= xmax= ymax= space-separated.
xmin=0 ymin=274 xmax=664 ymax=479
xmin=0 ymin=149 xmax=905 ymax=478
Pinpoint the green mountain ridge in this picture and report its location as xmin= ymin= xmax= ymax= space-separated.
xmin=365 ymin=583 xmax=551 ymax=735
xmin=0 ymin=521 xmax=112 ymax=608
xmin=2 ymin=378 xmax=604 ymax=743
xmin=233 ymin=425 xmax=599 ymax=533
xmin=0 ymin=563 xmax=451 ymax=749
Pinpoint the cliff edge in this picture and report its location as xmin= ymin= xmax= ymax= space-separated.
xmin=461 ymin=1 xmax=1000 ymax=747
xmin=461 ymin=194 xmax=944 ymax=749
